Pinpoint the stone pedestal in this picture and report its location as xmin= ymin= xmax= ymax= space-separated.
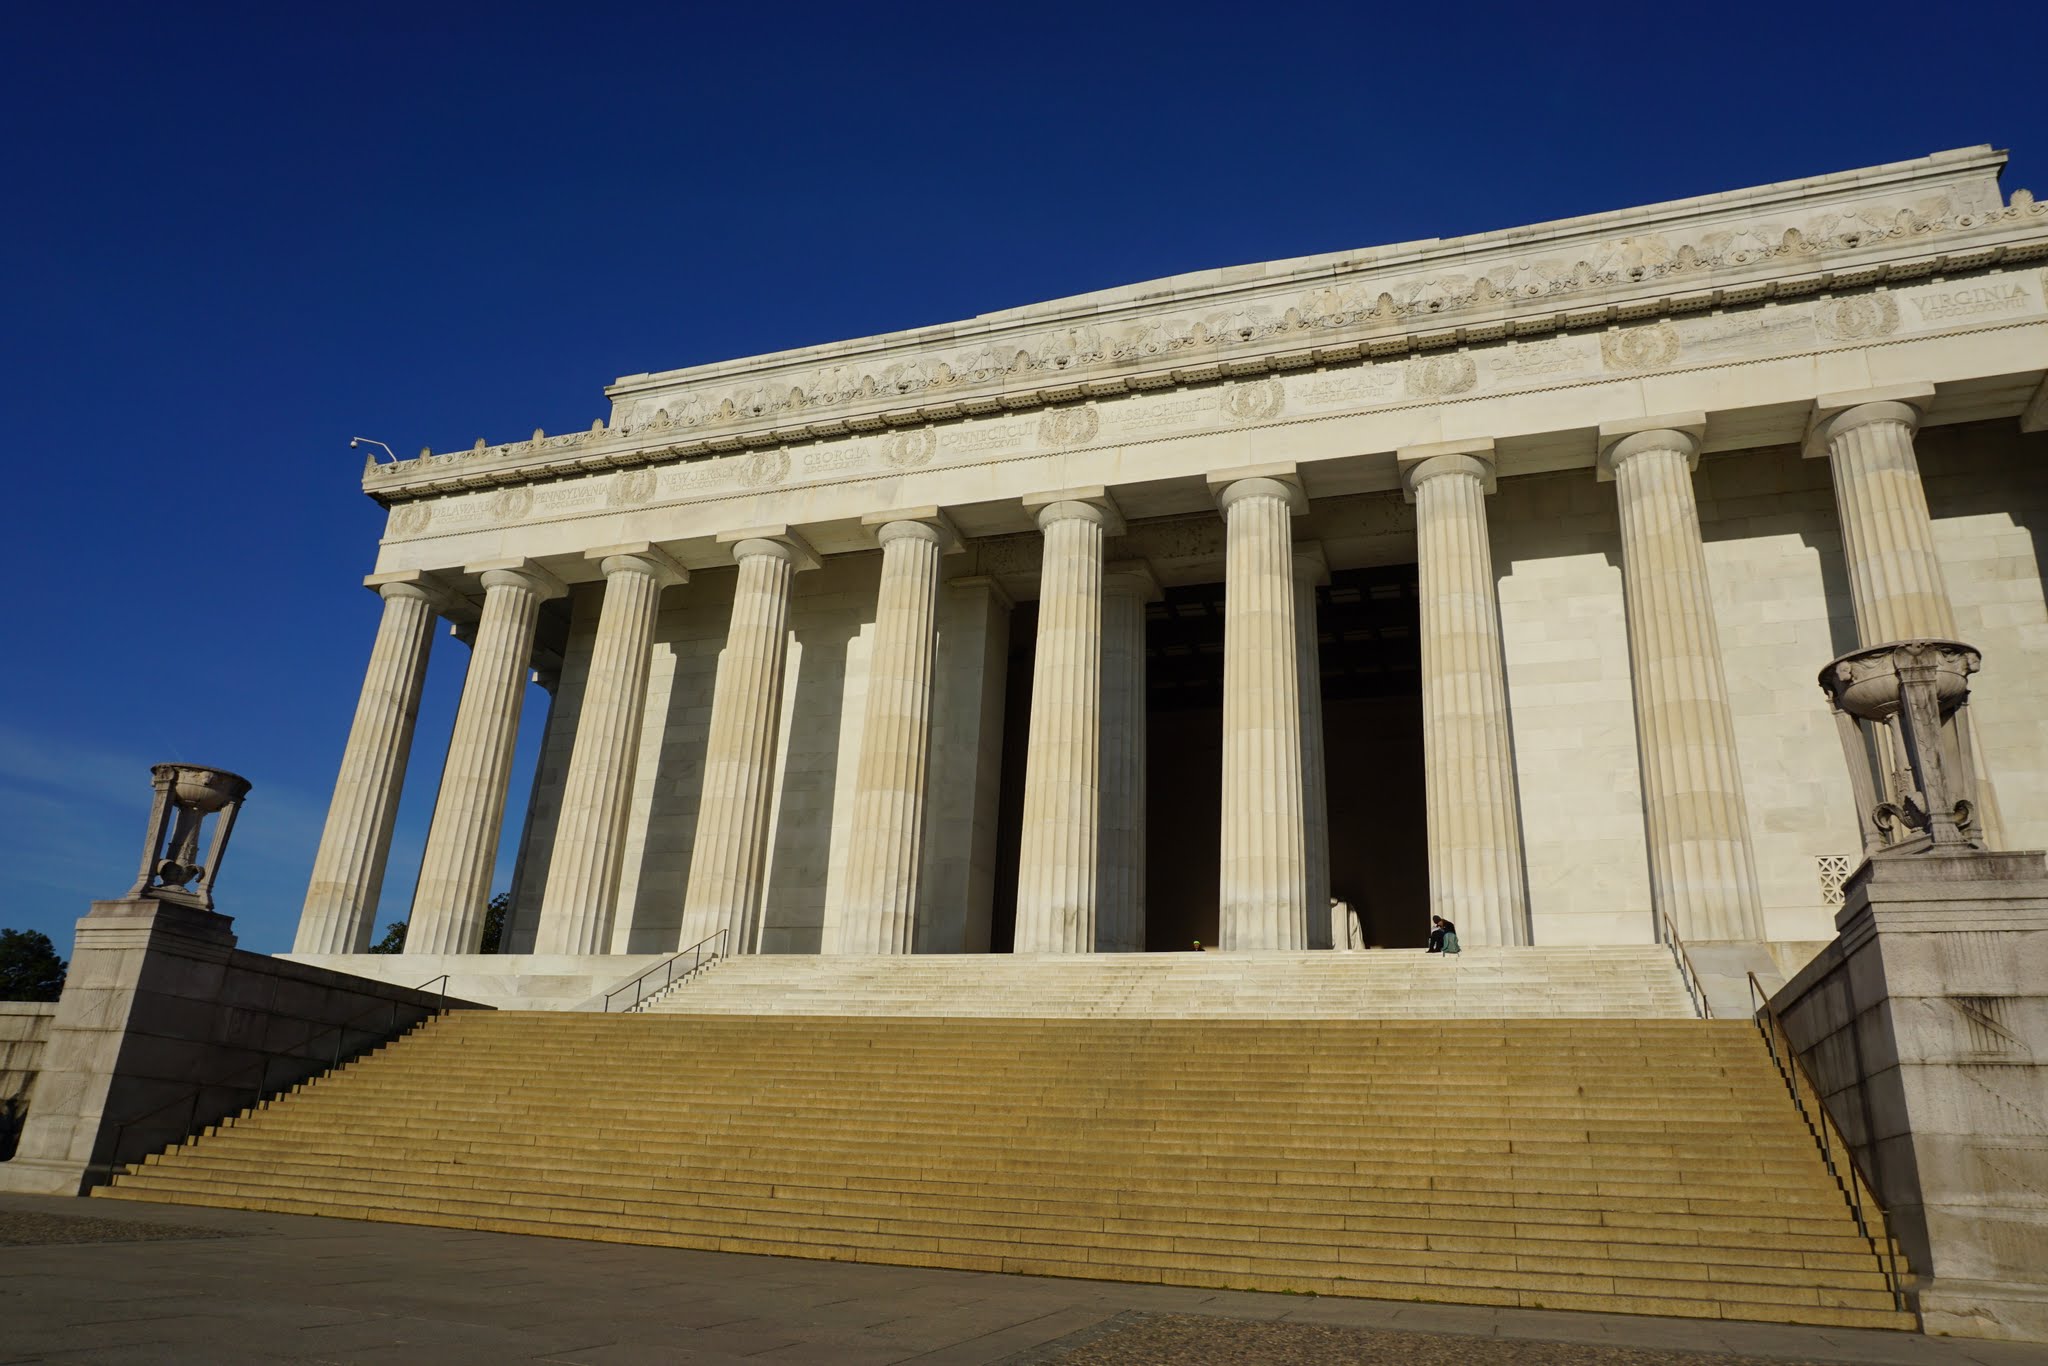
xmin=1771 ymin=850 xmax=2048 ymax=1340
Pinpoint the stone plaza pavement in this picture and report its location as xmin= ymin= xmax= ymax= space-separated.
xmin=3 ymin=1195 xmax=2046 ymax=1365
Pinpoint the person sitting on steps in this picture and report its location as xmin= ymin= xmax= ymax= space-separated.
xmin=1426 ymin=915 xmax=1460 ymax=955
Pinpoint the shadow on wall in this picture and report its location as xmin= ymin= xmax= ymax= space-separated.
xmin=621 ymin=634 xmax=716 ymax=954
xmin=761 ymin=612 xmax=861 ymax=954
xmin=1919 ymin=421 xmax=2048 ymax=631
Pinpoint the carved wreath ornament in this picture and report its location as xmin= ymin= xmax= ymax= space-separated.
xmin=1600 ymin=323 xmax=1682 ymax=371
xmin=487 ymin=487 xmax=534 ymax=522
xmin=1406 ymin=354 xmax=1477 ymax=397
xmin=1223 ymin=378 xmax=1286 ymax=423
xmin=1814 ymin=294 xmax=1901 ymax=341
xmin=736 ymin=450 xmax=791 ymax=488
xmin=883 ymin=430 xmax=937 ymax=468
xmin=1038 ymin=405 xmax=1101 ymax=447
xmin=608 ymin=469 xmax=658 ymax=507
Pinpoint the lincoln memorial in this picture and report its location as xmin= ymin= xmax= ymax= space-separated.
xmin=286 ymin=145 xmax=2048 ymax=987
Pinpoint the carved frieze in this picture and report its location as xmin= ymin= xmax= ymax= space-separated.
xmin=367 ymin=161 xmax=2048 ymax=507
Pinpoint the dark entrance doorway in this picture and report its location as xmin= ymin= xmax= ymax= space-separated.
xmin=988 ymin=564 xmax=1426 ymax=953
xmin=1316 ymin=565 xmax=1427 ymax=948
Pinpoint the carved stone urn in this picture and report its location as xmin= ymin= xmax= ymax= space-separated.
xmin=126 ymin=763 xmax=253 ymax=911
xmin=1817 ymin=640 xmax=1982 ymax=856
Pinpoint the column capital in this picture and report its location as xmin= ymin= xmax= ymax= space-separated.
xmin=1803 ymin=382 xmax=1936 ymax=458
xmin=362 ymin=569 xmax=474 ymax=620
xmin=861 ymin=505 xmax=962 ymax=553
xmin=1291 ymin=541 xmax=1330 ymax=588
xmin=1206 ymin=462 xmax=1306 ymax=515
xmin=717 ymin=525 xmax=821 ymax=571
xmin=1022 ymin=486 xmax=1124 ymax=535
xmin=465 ymin=558 xmax=568 ymax=600
xmin=586 ymin=542 xmax=687 ymax=587
xmin=1103 ymin=559 xmax=1163 ymax=601
xmin=1397 ymin=439 xmax=1496 ymax=501
xmin=1597 ymin=414 xmax=1706 ymax=480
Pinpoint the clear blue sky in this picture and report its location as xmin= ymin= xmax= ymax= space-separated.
xmin=2 ymin=1 xmax=2042 ymax=955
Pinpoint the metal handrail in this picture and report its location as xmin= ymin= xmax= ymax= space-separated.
xmin=1747 ymin=971 xmax=1905 ymax=1311
xmin=107 ymin=974 xmax=453 ymax=1177
xmin=1658 ymin=913 xmax=1713 ymax=1020
xmin=604 ymin=930 xmax=728 ymax=1012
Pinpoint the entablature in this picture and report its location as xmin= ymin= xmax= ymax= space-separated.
xmin=362 ymin=148 xmax=2048 ymax=507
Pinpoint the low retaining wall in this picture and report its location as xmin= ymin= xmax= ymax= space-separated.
xmin=281 ymin=952 xmax=676 ymax=1010
xmin=0 ymin=1002 xmax=56 ymax=1160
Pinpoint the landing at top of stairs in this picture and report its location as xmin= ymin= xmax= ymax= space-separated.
xmin=635 ymin=946 xmax=1698 ymax=1019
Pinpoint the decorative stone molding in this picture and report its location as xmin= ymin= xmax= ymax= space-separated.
xmin=363 ymin=150 xmax=2048 ymax=507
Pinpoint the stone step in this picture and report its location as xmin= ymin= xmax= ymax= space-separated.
xmin=628 ymin=948 xmax=1699 ymax=1019
xmin=96 ymin=1011 xmax=1908 ymax=1330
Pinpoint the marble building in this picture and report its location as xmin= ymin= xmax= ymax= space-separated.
xmin=288 ymin=146 xmax=2048 ymax=976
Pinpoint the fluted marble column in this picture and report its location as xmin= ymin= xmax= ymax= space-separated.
xmin=1293 ymin=543 xmax=1333 ymax=949
xmin=1099 ymin=560 xmax=1158 ymax=952
xmin=1817 ymin=394 xmax=1956 ymax=643
xmin=1212 ymin=471 xmax=1311 ymax=949
xmin=1601 ymin=422 xmax=1765 ymax=942
xmin=408 ymin=560 xmax=566 ymax=954
xmin=1815 ymin=389 xmax=2003 ymax=846
xmin=534 ymin=545 xmax=686 ymax=955
xmin=296 ymin=573 xmax=447 ymax=954
xmin=678 ymin=530 xmax=817 ymax=956
xmin=1014 ymin=490 xmax=1121 ymax=953
xmin=838 ymin=510 xmax=958 ymax=955
xmin=1401 ymin=442 xmax=1529 ymax=946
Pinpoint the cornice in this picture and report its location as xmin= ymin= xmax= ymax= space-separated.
xmin=363 ymin=151 xmax=2048 ymax=506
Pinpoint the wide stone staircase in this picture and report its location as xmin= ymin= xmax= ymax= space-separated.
xmin=95 ymin=1009 xmax=1911 ymax=1329
xmin=636 ymin=946 xmax=1700 ymax=1018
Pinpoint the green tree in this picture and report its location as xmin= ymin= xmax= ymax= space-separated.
xmin=480 ymin=892 xmax=508 ymax=954
xmin=0 ymin=929 xmax=67 ymax=1001
xmin=364 ymin=891 xmax=509 ymax=955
